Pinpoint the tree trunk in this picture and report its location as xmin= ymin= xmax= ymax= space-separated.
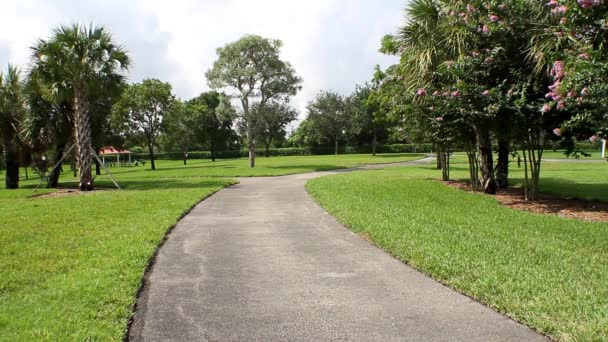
xmin=247 ymin=127 xmax=255 ymax=168
xmin=210 ymin=142 xmax=216 ymax=162
xmin=439 ymin=146 xmax=450 ymax=181
xmin=47 ymin=144 xmax=65 ymax=188
xmin=466 ymin=149 xmax=480 ymax=191
xmin=265 ymin=142 xmax=270 ymax=157
xmin=3 ymin=141 xmax=19 ymax=189
xmin=248 ymin=142 xmax=256 ymax=168
xmin=495 ymin=138 xmax=510 ymax=188
xmin=522 ymin=133 xmax=544 ymax=201
xmin=474 ymin=126 xmax=497 ymax=194
xmin=334 ymin=136 xmax=339 ymax=156
xmin=73 ymin=86 xmax=94 ymax=191
xmin=95 ymin=148 xmax=101 ymax=176
xmin=372 ymin=127 xmax=377 ymax=156
xmin=183 ymin=148 xmax=188 ymax=165
xmin=436 ymin=150 xmax=442 ymax=169
xmin=148 ymin=143 xmax=156 ymax=170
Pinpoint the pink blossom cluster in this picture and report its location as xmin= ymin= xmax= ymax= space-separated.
xmin=416 ymin=88 xmax=427 ymax=97
xmin=488 ymin=14 xmax=500 ymax=22
xmin=543 ymin=60 xmax=568 ymax=112
xmin=578 ymin=0 xmax=601 ymax=9
xmin=551 ymin=60 xmax=565 ymax=79
xmin=552 ymin=5 xmax=568 ymax=14
xmin=553 ymin=127 xmax=562 ymax=136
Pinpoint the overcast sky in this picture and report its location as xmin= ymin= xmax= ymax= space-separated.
xmin=0 ymin=0 xmax=405 ymax=122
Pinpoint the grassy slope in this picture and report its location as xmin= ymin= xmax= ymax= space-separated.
xmin=306 ymin=165 xmax=608 ymax=341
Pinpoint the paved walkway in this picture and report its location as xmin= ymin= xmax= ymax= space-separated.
xmin=129 ymin=159 xmax=546 ymax=341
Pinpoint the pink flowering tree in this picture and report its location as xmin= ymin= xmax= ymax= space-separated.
xmin=532 ymin=0 xmax=608 ymax=154
xmin=440 ymin=0 xmax=547 ymax=194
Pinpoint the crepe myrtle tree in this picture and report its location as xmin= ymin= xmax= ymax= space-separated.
xmin=206 ymin=34 xmax=302 ymax=168
xmin=112 ymin=79 xmax=174 ymax=170
xmin=30 ymin=24 xmax=130 ymax=191
xmin=532 ymin=0 xmax=608 ymax=152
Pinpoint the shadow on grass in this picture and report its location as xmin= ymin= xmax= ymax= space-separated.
xmin=95 ymin=178 xmax=234 ymax=191
xmin=537 ymin=177 xmax=608 ymax=203
xmin=263 ymin=164 xmax=347 ymax=172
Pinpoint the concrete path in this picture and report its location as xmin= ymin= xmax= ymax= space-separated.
xmin=130 ymin=159 xmax=546 ymax=342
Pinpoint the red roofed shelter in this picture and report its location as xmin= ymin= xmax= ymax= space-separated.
xmin=99 ymin=146 xmax=132 ymax=165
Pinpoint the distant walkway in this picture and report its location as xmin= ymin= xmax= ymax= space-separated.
xmin=129 ymin=158 xmax=546 ymax=341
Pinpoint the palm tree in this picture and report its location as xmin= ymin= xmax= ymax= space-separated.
xmin=30 ymin=24 xmax=130 ymax=191
xmin=22 ymin=73 xmax=73 ymax=187
xmin=0 ymin=65 xmax=25 ymax=189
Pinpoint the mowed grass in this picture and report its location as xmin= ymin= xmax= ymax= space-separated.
xmin=102 ymin=153 xmax=426 ymax=178
xmin=0 ymin=178 xmax=235 ymax=341
xmin=0 ymin=153 xmax=423 ymax=341
xmin=448 ymin=153 xmax=608 ymax=202
xmin=542 ymin=149 xmax=604 ymax=160
xmin=306 ymin=166 xmax=608 ymax=341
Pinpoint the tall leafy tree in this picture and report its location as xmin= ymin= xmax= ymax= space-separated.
xmin=190 ymin=92 xmax=236 ymax=162
xmin=206 ymin=34 xmax=302 ymax=168
xmin=306 ymin=90 xmax=349 ymax=155
xmin=112 ymin=79 xmax=174 ymax=170
xmin=30 ymin=24 xmax=130 ymax=191
xmin=253 ymin=101 xmax=298 ymax=156
xmin=162 ymin=99 xmax=199 ymax=165
xmin=0 ymin=65 xmax=25 ymax=189
xmin=348 ymin=83 xmax=390 ymax=155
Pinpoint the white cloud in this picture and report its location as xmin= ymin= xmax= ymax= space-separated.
xmin=0 ymin=0 xmax=404 ymax=120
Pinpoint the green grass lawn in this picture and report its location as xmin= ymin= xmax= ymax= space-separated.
xmin=0 ymin=153 xmax=424 ymax=341
xmin=0 ymin=178 xmax=235 ymax=341
xmin=102 ymin=153 xmax=426 ymax=179
xmin=542 ymin=149 xmax=604 ymax=160
xmin=306 ymin=166 xmax=608 ymax=341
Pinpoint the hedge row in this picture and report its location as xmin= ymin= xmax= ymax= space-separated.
xmin=131 ymin=144 xmax=435 ymax=161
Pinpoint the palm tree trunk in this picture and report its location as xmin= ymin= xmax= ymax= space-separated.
xmin=3 ymin=141 xmax=19 ymax=189
xmin=73 ymin=86 xmax=94 ymax=191
xmin=474 ymin=126 xmax=497 ymax=194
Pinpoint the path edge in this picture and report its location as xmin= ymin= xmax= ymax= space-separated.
xmin=123 ymin=180 xmax=239 ymax=342
xmin=304 ymin=172 xmax=551 ymax=341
